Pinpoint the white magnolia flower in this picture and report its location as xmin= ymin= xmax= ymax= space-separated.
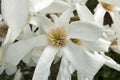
xmin=5 ymin=8 xmax=110 ymax=80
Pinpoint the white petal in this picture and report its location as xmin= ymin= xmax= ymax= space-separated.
xmin=77 ymin=72 xmax=89 ymax=80
xmin=110 ymin=12 xmax=120 ymax=34
xmin=56 ymin=7 xmax=73 ymax=28
xmin=41 ymin=1 xmax=69 ymax=13
xmin=29 ymin=15 xmax=54 ymax=33
xmin=27 ymin=59 xmax=36 ymax=67
xmin=1 ymin=0 xmax=29 ymax=30
xmin=82 ymin=38 xmax=111 ymax=52
xmin=3 ymin=28 xmax=21 ymax=45
xmin=63 ymin=41 xmax=106 ymax=79
xmin=49 ymin=14 xmax=59 ymax=24
xmin=21 ymin=25 xmax=35 ymax=39
xmin=68 ymin=21 xmax=104 ymax=41
xmin=105 ymin=59 xmax=120 ymax=71
xmin=100 ymin=52 xmax=120 ymax=71
xmin=75 ymin=3 xmax=94 ymax=21
xmin=94 ymin=4 xmax=106 ymax=25
xmin=30 ymin=0 xmax=55 ymax=13
xmin=110 ymin=46 xmax=120 ymax=54
xmin=6 ymin=63 xmax=17 ymax=75
xmin=32 ymin=47 xmax=44 ymax=63
xmin=5 ymin=35 xmax=47 ymax=66
xmin=22 ymin=51 xmax=32 ymax=65
xmin=14 ymin=69 xmax=22 ymax=80
xmin=32 ymin=46 xmax=59 ymax=80
xmin=57 ymin=56 xmax=71 ymax=80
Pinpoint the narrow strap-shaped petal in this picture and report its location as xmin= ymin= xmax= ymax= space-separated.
xmin=29 ymin=15 xmax=54 ymax=33
xmin=63 ymin=41 xmax=106 ymax=79
xmin=68 ymin=21 xmax=104 ymax=41
xmin=14 ymin=69 xmax=22 ymax=80
xmin=75 ymin=3 xmax=94 ymax=21
xmin=5 ymin=35 xmax=47 ymax=66
xmin=81 ymin=38 xmax=111 ymax=52
xmin=110 ymin=46 xmax=120 ymax=54
xmin=6 ymin=63 xmax=17 ymax=75
xmin=32 ymin=46 xmax=59 ymax=80
xmin=55 ymin=7 xmax=73 ymax=28
xmin=77 ymin=72 xmax=89 ymax=80
xmin=100 ymin=52 xmax=120 ymax=71
xmin=31 ymin=47 xmax=44 ymax=63
xmin=110 ymin=12 xmax=120 ymax=34
xmin=94 ymin=4 xmax=106 ymax=25
xmin=57 ymin=56 xmax=71 ymax=80
xmin=1 ymin=0 xmax=29 ymax=30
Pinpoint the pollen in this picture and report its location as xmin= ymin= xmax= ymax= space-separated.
xmin=101 ymin=2 xmax=115 ymax=11
xmin=48 ymin=27 xmax=67 ymax=47
xmin=0 ymin=24 xmax=8 ymax=38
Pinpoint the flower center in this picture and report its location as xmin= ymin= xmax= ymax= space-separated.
xmin=0 ymin=25 xmax=8 ymax=38
xmin=101 ymin=2 xmax=115 ymax=11
xmin=70 ymin=38 xmax=81 ymax=45
xmin=48 ymin=27 xmax=67 ymax=47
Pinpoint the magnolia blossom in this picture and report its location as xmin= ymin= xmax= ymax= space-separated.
xmin=4 ymin=7 xmax=111 ymax=80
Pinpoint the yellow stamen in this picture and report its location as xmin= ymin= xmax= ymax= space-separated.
xmin=48 ymin=27 xmax=67 ymax=47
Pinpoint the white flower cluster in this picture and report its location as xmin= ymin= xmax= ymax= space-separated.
xmin=0 ymin=0 xmax=120 ymax=80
